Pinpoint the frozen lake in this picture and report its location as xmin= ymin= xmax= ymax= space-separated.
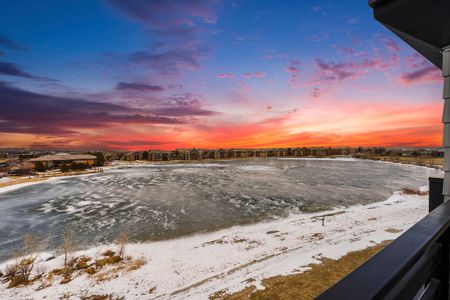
xmin=0 ymin=158 xmax=441 ymax=261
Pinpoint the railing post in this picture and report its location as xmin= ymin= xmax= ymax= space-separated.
xmin=430 ymin=177 xmax=445 ymax=212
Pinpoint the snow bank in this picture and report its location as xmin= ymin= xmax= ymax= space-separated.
xmin=0 ymin=190 xmax=429 ymax=300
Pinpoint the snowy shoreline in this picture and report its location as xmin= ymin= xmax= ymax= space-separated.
xmin=0 ymin=180 xmax=48 ymax=195
xmin=0 ymin=188 xmax=431 ymax=299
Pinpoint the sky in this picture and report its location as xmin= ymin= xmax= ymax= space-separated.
xmin=0 ymin=0 xmax=444 ymax=150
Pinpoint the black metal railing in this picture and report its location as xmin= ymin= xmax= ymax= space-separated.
xmin=317 ymin=177 xmax=450 ymax=300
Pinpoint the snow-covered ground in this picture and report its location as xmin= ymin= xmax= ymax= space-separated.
xmin=0 ymin=189 xmax=430 ymax=300
xmin=0 ymin=177 xmax=12 ymax=184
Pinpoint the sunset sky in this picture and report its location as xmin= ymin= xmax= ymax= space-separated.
xmin=0 ymin=0 xmax=444 ymax=150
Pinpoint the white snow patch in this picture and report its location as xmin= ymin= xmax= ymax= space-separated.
xmin=278 ymin=157 xmax=357 ymax=162
xmin=237 ymin=165 xmax=276 ymax=171
xmin=0 ymin=177 xmax=12 ymax=183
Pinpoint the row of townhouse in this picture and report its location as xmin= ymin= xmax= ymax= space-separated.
xmin=120 ymin=147 xmax=359 ymax=161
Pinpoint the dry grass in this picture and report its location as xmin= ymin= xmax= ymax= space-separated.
xmin=266 ymin=230 xmax=279 ymax=235
xmin=0 ymin=177 xmax=45 ymax=188
xmin=95 ymin=255 xmax=122 ymax=269
xmin=211 ymin=241 xmax=390 ymax=300
xmin=372 ymin=156 xmax=443 ymax=168
xmin=3 ymin=231 xmax=144 ymax=291
xmin=402 ymin=187 xmax=428 ymax=196
xmin=385 ymin=228 xmax=402 ymax=233
xmin=126 ymin=256 xmax=147 ymax=271
xmin=94 ymin=256 xmax=147 ymax=282
xmin=80 ymin=294 xmax=124 ymax=300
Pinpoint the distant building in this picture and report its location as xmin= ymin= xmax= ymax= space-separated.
xmin=122 ymin=152 xmax=142 ymax=161
xmin=148 ymin=150 xmax=173 ymax=161
xmin=28 ymin=153 xmax=96 ymax=169
xmin=0 ymin=159 xmax=14 ymax=175
xmin=104 ymin=151 xmax=124 ymax=162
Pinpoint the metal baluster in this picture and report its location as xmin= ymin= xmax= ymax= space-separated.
xmin=442 ymin=47 xmax=450 ymax=202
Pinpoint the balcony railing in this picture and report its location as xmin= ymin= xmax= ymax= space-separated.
xmin=317 ymin=177 xmax=449 ymax=300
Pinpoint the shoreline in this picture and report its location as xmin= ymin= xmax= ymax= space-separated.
xmin=0 ymin=177 xmax=48 ymax=195
xmin=0 ymin=188 xmax=431 ymax=299
xmin=0 ymin=169 xmax=104 ymax=195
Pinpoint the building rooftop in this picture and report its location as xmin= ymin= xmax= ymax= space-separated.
xmin=28 ymin=154 xmax=96 ymax=162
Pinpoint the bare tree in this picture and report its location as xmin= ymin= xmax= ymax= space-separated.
xmin=62 ymin=225 xmax=77 ymax=269
xmin=116 ymin=232 xmax=128 ymax=259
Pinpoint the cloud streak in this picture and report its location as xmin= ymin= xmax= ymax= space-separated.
xmin=399 ymin=54 xmax=441 ymax=85
xmin=106 ymin=0 xmax=219 ymax=31
xmin=0 ymin=81 xmax=185 ymax=135
xmin=0 ymin=34 xmax=27 ymax=51
xmin=116 ymin=82 xmax=165 ymax=92
xmin=242 ymin=72 xmax=266 ymax=78
xmin=217 ymin=73 xmax=234 ymax=79
xmin=0 ymin=62 xmax=57 ymax=82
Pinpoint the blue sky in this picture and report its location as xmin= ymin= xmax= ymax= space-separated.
xmin=0 ymin=0 xmax=444 ymax=150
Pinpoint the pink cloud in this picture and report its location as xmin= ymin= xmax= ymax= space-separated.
xmin=311 ymin=49 xmax=397 ymax=85
xmin=313 ymin=38 xmax=399 ymax=85
xmin=398 ymin=54 xmax=441 ymax=85
xmin=284 ymin=65 xmax=301 ymax=87
xmin=284 ymin=66 xmax=299 ymax=73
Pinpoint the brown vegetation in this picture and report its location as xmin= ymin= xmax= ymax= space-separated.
xmin=210 ymin=241 xmax=390 ymax=300
xmin=266 ymin=230 xmax=279 ymax=235
xmin=385 ymin=228 xmax=402 ymax=233
xmin=4 ymin=234 xmax=41 ymax=288
xmin=94 ymin=255 xmax=147 ymax=282
xmin=368 ymin=155 xmax=443 ymax=168
xmin=1 ymin=229 xmax=143 ymax=291
xmin=402 ymin=187 xmax=428 ymax=196
xmin=0 ymin=177 xmax=46 ymax=189
xmin=80 ymin=294 xmax=124 ymax=300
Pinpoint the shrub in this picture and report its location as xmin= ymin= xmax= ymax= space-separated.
xmin=92 ymin=152 xmax=105 ymax=166
xmin=84 ymin=268 xmax=96 ymax=275
xmin=60 ymin=164 xmax=70 ymax=173
xmin=142 ymin=151 xmax=149 ymax=161
xmin=75 ymin=256 xmax=92 ymax=270
xmin=70 ymin=163 xmax=88 ymax=171
xmin=95 ymin=255 xmax=122 ymax=269
xmin=6 ymin=234 xmax=39 ymax=288
xmin=102 ymin=250 xmax=115 ymax=257
xmin=35 ymin=162 xmax=46 ymax=172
